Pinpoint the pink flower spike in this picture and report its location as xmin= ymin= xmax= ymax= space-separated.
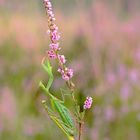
xmin=47 ymin=50 xmax=57 ymax=59
xmin=83 ymin=97 xmax=93 ymax=110
xmin=58 ymin=55 xmax=66 ymax=64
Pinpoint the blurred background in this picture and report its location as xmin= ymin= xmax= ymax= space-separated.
xmin=0 ymin=0 xmax=140 ymax=140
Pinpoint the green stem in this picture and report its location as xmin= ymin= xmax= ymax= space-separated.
xmin=78 ymin=122 xmax=82 ymax=140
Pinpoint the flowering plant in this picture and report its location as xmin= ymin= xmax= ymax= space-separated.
xmin=39 ymin=0 xmax=93 ymax=140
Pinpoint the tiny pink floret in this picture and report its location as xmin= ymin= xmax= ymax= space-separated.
xmin=47 ymin=50 xmax=57 ymax=59
xmin=58 ymin=55 xmax=66 ymax=64
xmin=50 ymin=43 xmax=60 ymax=51
xmin=51 ymin=30 xmax=60 ymax=42
xmin=66 ymin=68 xmax=73 ymax=79
xmin=62 ymin=74 xmax=70 ymax=81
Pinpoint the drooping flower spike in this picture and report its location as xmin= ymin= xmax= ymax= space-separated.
xmin=43 ymin=0 xmax=74 ymax=82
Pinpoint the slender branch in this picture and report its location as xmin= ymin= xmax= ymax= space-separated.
xmin=78 ymin=122 xmax=82 ymax=140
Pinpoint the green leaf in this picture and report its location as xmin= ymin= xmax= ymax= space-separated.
xmin=42 ymin=100 xmax=75 ymax=138
xmin=52 ymin=99 xmax=75 ymax=130
xmin=42 ymin=59 xmax=53 ymax=92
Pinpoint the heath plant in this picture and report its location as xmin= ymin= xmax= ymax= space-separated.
xmin=39 ymin=0 xmax=93 ymax=140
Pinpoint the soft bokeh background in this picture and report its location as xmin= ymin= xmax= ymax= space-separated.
xmin=1 ymin=0 xmax=140 ymax=140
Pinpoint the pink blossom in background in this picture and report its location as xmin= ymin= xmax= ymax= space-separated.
xmin=0 ymin=117 xmax=3 ymax=131
xmin=0 ymin=22 xmax=8 ymax=45
xmin=121 ymin=105 xmax=129 ymax=115
xmin=0 ymin=0 xmax=5 ymax=5
xmin=94 ymin=106 xmax=101 ymax=116
xmin=91 ymin=2 xmax=118 ymax=47
xmin=121 ymin=17 xmax=140 ymax=42
xmin=106 ymin=72 xmax=116 ymax=86
xmin=23 ymin=118 xmax=44 ymax=136
xmin=118 ymin=64 xmax=127 ymax=80
xmin=129 ymin=69 xmax=139 ymax=83
xmin=0 ymin=87 xmax=17 ymax=121
xmin=135 ymin=46 xmax=140 ymax=61
xmin=120 ymin=84 xmax=131 ymax=101
xmin=104 ymin=106 xmax=115 ymax=121
xmin=91 ymin=128 xmax=99 ymax=140
xmin=10 ymin=16 xmax=40 ymax=50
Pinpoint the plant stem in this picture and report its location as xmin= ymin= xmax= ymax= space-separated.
xmin=78 ymin=122 xmax=82 ymax=140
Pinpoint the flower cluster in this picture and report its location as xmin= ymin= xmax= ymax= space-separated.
xmin=43 ymin=0 xmax=73 ymax=81
xmin=83 ymin=97 xmax=93 ymax=110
